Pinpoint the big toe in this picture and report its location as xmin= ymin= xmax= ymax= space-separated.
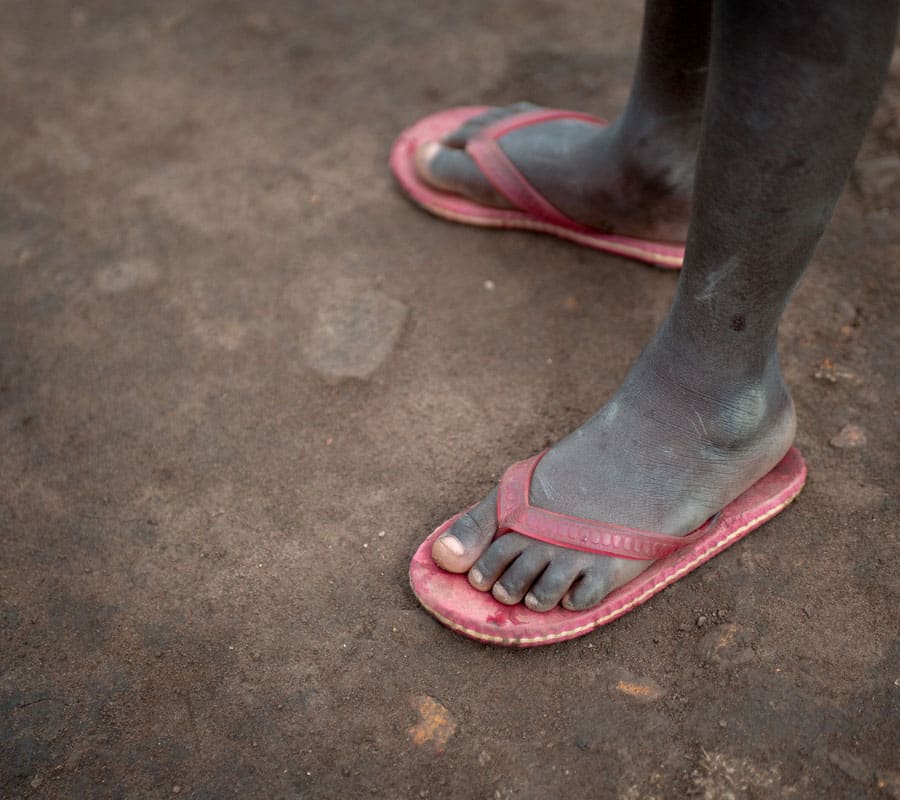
xmin=413 ymin=142 xmax=511 ymax=208
xmin=432 ymin=487 xmax=499 ymax=573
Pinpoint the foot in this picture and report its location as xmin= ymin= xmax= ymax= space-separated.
xmin=432 ymin=333 xmax=796 ymax=612
xmin=415 ymin=102 xmax=699 ymax=242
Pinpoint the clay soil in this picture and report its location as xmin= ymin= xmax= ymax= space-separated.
xmin=2 ymin=2 xmax=898 ymax=798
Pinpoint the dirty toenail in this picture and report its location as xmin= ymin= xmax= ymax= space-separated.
xmin=493 ymin=584 xmax=512 ymax=603
xmin=437 ymin=534 xmax=464 ymax=556
xmin=524 ymin=592 xmax=540 ymax=610
xmin=469 ymin=567 xmax=484 ymax=586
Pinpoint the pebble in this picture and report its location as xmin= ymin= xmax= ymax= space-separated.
xmin=304 ymin=285 xmax=407 ymax=379
xmin=854 ymin=155 xmax=900 ymax=198
xmin=698 ymin=623 xmax=756 ymax=669
xmin=830 ymin=424 xmax=867 ymax=449
xmin=834 ymin=299 xmax=859 ymax=327
xmin=408 ymin=695 xmax=456 ymax=752
xmin=94 ymin=257 xmax=161 ymax=294
xmin=814 ymin=358 xmax=837 ymax=383
xmin=614 ymin=677 xmax=664 ymax=702
xmin=244 ymin=13 xmax=278 ymax=37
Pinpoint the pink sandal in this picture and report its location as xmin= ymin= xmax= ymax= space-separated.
xmin=390 ymin=106 xmax=686 ymax=269
xmin=409 ymin=447 xmax=806 ymax=647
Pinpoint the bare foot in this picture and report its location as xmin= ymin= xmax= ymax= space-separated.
xmin=432 ymin=330 xmax=796 ymax=612
xmin=415 ymin=102 xmax=700 ymax=242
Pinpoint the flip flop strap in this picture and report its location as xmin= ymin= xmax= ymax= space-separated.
xmin=496 ymin=451 xmax=718 ymax=561
xmin=466 ymin=109 xmax=605 ymax=231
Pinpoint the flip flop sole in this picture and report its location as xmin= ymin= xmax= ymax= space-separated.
xmin=389 ymin=106 xmax=686 ymax=269
xmin=409 ymin=447 xmax=806 ymax=647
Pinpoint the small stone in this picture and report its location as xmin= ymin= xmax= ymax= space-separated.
xmin=813 ymin=358 xmax=838 ymax=383
xmin=813 ymin=359 xmax=861 ymax=385
xmin=378 ymin=530 xmax=386 ymax=537
xmin=834 ymin=299 xmax=859 ymax=326
xmin=303 ymin=283 xmax=407 ymax=379
xmin=244 ymin=13 xmax=278 ymax=37
xmin=614 ymin=677 xmax=664 ymax=702
xmin=698 ymin=623 xmax=757 ymax=669
xmin=830 ymin=424 xmax=867 ymax=449
xmin=876 ymin=768 xmax=900 ymax=800
xmin=95 ymin=257 xmax=161 ymax=294
xmin=172 ymin=786 xmax=182 ymax=795
xmin=484 ymin=280 xmax=496 ymax=291
xmin=718 ymin=719 xmax=727 ymax=728
xmin=854 ymin=155 xmax=900 ymax=198
xmin=696 ymin=615 xmax=708 ymax=628
xmin=828 ymin=749 xmax=873 ymax=785
xmin=408 ymin=695 xmax=456 ymax=752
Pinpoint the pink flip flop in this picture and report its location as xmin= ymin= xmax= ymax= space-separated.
xmin=389 ymin=106 xmax=686 ymax=269
xmin=409 ymin=447 xmax=806 ymax=647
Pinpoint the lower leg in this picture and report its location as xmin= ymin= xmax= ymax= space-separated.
xmin=433 ymin=0 xmax=898 ymax=611
xmin=416 ymin=0 xmax=712 ymax=239
xmin=668 ymin=0 xmax=899 ymax=370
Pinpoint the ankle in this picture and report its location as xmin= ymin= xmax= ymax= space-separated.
xmin=632 ymin=336 xmax=795 ymax=451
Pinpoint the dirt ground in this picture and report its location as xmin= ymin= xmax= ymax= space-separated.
xmin=1 ymin=2 xmax=898 ymax=798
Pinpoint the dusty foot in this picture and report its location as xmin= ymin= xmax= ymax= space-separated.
xmin=432 ymin=331 xmax=796 ymax=612
xmin=415 ymin=102 xmax=699 ymax=242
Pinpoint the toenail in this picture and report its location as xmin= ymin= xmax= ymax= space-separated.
xmin=415 ymin=141 xmax=440 ymax=172
xmin=524 ymin=592 xmax=540 ymax=610
xmin=469 ymin=567 xmax=484 ymax=586
xmin=493 ymin=584 xmax=512 ymax=603
xmin=437 ymin=534 xmax=464 ymax=556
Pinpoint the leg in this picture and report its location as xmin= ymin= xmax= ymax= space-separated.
xmin=416 ymin=0 xmax=712 ymax=241
xmin=433 ymin=0 xmax=898 ymax=612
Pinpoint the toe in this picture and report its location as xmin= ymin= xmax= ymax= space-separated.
xmin=491 ymin=548 xmax=551 ymax=605
xmin=432 ymin=487 xmax=498 ymax=573
xmin=524 ymin=560 xmax=585 ymax=612
xmin=440 ymin=107 xmax=507 ymax=148
xmin=414 ymin=142 xmax=511 ymax=208
xmin=468 ymin=533 xmax=529 ymax=591
xmin=440 ymin=103 xmax=537 ymax=148
xmin=561 ymin=569 xmax=614 ymax=611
